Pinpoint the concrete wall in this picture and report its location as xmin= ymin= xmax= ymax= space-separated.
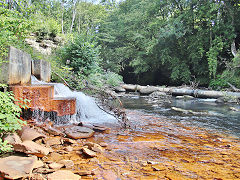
xmin=0 ymin=46 xmax=31 ymax=85
xmin=32 ymin=60 xmax=51 ymax=82
xmin=0 ymin=46 xmax=51 ymax=85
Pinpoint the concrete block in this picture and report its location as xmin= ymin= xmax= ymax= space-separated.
xmin=0 ymin=46 xmax=31 ymax=85
xmin=32 ymin=60 xmax=51 ymax=82
xmin=10 ymin=85 xmax=76 ymax=116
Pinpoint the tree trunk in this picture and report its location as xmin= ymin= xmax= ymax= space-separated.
xmin=61 ymin=0 xmax=64 ymax=34
xmin=231 ymin=41 xmax=237 ymax=57
xmin=70 ymin=3 xmax=77 ymax=34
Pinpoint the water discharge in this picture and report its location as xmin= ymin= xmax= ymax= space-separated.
xmin=31 ymin=76 xmax=117 ymax=125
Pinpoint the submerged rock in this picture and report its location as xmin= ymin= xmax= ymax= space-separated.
xmin=0 ymin=156 xmax=37 ymax=179
xmin=92 ymin=125 xmax=110 ymax=133
xmin=99 ymin=142 xmax=108 ymax=147
xmin=65 ymin=126 xmax=94 ymax=139
xmin=62 ymin=138 xmax=77 ymax=144
xmin=84 ymin=142 xmax=104 ymax=153
xmin=45 ymin=137 xmax=62 ymax=147
xmin=216 ymin=97 xmax=225 ymax=103
xmin=101 ymin=170 xmax=119 ymax=180
xmin=43 ymin=125 xmax=65 ymax=136
xmin=76 ymin=170 xmax=92 ymax=176
xmin=229 ymin=107 xmax=240 ymax=111
xmin=82 ymin=147 xmax=97 ymax=158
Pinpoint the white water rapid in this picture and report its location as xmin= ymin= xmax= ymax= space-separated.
xmin=31 ymin=76 xmax=117 ymax=125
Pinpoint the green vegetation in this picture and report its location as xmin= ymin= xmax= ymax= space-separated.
xmin=0 ymin=84 xmax=26 ymax=153
xmin=98 ymin=0 xmax=240 ymax=87
xmin=0 ymin=6 xmax=32 ymax=58
xmin=57 ymin=35 xmax=102 ymax=76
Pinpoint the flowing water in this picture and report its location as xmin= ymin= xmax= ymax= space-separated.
xmin=41 ymin=88 xmax=240 ymax=179
xmin=32 ymin=74 xmax=240 ymax=137
xmin=31 ymin=76 xmax=117 ymax=125
xmin=121 ymin=95 xmax=240 ymax=138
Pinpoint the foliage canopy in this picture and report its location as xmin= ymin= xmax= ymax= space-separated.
xmin=98 ymin=0 xmax=240 ymax=87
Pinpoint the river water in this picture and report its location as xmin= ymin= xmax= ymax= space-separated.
xmin=121 ymin=95 xmax=240 ymax=138
xmin=45 ymin=93 xmax=240 ymax=179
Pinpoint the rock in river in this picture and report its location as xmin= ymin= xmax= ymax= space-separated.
xmin=65 ymin=126 xmax=94 ymax=139
xmin=0 ymin=156 xmax=37 ymax=179
xmin=114 ymin=86 xmax=126 ymax=92
xmin=3 ymin=133 xmax=22 ymax=145
xmin=13 ymin=140 xmax=50 ymax=157
xmin=82 ymin=147 xmax=97 ymax=158
xmin=140 ymin=86 xmax=158 ymax=95
xmin=47 ymin=170 xmax=81 ymax=180
xmin=19 ymin=126 xmax=46 ymax=141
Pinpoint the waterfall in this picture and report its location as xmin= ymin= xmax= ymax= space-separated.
xmin=31 ymin=76 xmax=117 ymax=125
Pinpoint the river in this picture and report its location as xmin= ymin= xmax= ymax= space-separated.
xmin=46 ymin=93 xmax=240 ymax=179
xmin=121 ymin=95 xmax=240 ymax=138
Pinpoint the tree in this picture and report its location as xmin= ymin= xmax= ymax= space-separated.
xmin=98 ymin=0 xmax=240 ymax=87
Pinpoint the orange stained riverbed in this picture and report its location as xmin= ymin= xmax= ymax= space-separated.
xmin=44 ymin=110 xmax=240 ymax=180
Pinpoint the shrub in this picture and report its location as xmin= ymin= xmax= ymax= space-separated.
xmin=53 ymin=34 xmax=123 ymax=90
xmin=57 ymin=34 xmax=102 ymax=76
xmin=32 ymin=13 xmax=61 ymax=40
xmin=104 ymin=71 xmax=123 ymax=87
xmin=209 ymin=75 xmax=228 ymax=90
xmin=0 ymin=7 xmax=33 ymax=60
xmin=0 ymin=84 xmax=26 ymax=153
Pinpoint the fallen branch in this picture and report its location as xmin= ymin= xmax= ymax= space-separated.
xmin=53 ymin=72 xmax=73 ymax=90
xmin=227 ymin=82 xmax=240 ymax=92
xmin=87 ymin=84 xmax=123 ymax=107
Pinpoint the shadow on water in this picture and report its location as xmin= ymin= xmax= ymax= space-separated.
xmin=121 ymin=96 xmax=240 ymax=138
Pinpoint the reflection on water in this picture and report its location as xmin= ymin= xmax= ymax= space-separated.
xmin=121 ymin=96 xmax=240 ymax=137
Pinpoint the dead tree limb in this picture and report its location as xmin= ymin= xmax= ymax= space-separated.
xmin=53 ymin=71 xmax=73 ymax=90
xmin=227 ymin=82 xmax=240 ymax=92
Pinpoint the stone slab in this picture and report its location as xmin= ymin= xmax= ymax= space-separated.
xmin=47 ymin=170 xmax=81 ymax=180
xmin=0 ymin=156 xmax=37 ymax=179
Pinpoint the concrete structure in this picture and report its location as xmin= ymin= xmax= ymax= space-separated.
xmin=0 ymin=46 xmax=76 ymax=117
xmin=32 ymin=59 xmax=51 ymax=82
xmin=11 ymin=85 xmax=76 ymax=116
xmin=0 ymin=46 xmax=31 ymax=85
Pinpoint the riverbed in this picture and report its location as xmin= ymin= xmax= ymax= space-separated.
xmin=45 ymin=95 xmax=240 ymax=179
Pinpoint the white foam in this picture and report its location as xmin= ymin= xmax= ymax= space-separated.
xmin=31 ymin=75 xmax=117 ymax=124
